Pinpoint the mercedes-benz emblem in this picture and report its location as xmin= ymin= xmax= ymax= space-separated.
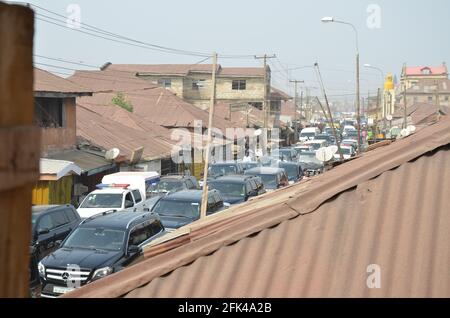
xmin=61 ymin=272 xmax=70 ymax=280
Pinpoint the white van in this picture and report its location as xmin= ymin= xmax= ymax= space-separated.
xmin=300 ymin=127 xmax=320 ymax=141
xmin=101 ymin=171 xmax=160 ymax=200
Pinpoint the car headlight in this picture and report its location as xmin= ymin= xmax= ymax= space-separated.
xmin=92 ymin=266 xmax=113 ymax=281
xmin=38 ymin=261 xmax=45 ymax=278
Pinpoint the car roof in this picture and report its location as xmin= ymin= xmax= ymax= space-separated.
xmin=161 ymin=189 xmax=218 ymax=202
xmin=80 ymin=211 xmax=157 ymax=230
xmin=32 ymin=204 xmax=72 ymax=214
xmin=245 ymin=167 xmax=285 ymax=174
xmin=160 ymin=175 xmax=189 ymax=181
xmin=210 ymin=162 xmax=239 ymax=166
xmin=304 ymin=140 xmax=326 ymax=144
xmin=89 ymin=188 xmax=128 ymax=194
xmin=275 ymin=161 xmax=299 ymax=167
xmin=209 ymin=175 xmax=254 ymax=183
xmin=298 ymin=151 xmax=316 ymax=156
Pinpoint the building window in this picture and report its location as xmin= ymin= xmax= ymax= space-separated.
xmin=34 ymin=97 xmax=64 ymax=128
xmin=421 ymin=68 xmax=431 ymax=75
xmin=445 ymin=96 xmax=449 ymax=101
xmin=428 ymin=96 xmax=433 ymax=102
xmin=232 ymin=80 xmax=246 ymax=90
xmin=157 ymin=78 xmax=172 ymax=88
xmin=192 ymin=79 xmax=206 ymax=90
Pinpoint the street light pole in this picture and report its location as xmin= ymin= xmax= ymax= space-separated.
xmin=322 ymin=17 xmax=361 ymax=153
xmin=364 ymin=64 xmax=385 ymax=132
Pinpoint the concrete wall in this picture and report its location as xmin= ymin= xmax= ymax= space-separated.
xmin=138 ymin=75 xmax=184 ymax=97
xmin=40 ymin=97 xmax=77 ymax=154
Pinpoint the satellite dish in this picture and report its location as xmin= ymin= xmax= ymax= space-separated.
xmin=407 ymin=125 xmax=416 ymax=133
xmin=316 ymin=147 xmax=333 ymax=162
xmin=386 ymin=114 xmax=393 ymax=121
xmin=254 ymin=129 xmax=263 ymax=137
xmin=328 ymin=145 xmax=338 ymax=155
xmin=400 ymin=128 xmax=410 ymax=138
xmin=105 ymin=148 xmax=120 ymax=160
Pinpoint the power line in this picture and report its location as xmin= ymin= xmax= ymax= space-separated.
xmin=25 ymin=2 xmax=257 ymax=59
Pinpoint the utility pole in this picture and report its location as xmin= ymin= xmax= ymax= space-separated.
xmin=255 ymin=54 xmax=276 ymax=129
xmin=289 ymin=80 xmax=304 ymax=142
xmin=200 ymin=52 xmax=217 ymax=220
xmin=356 ymin=52 xmax=361 ymax=153
xmin=314 ymin=63 xmax=343 ymax=161
xmin=403 ymin=83 xmax=407 ymax=129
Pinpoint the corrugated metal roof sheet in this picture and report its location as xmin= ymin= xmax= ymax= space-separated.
xmin=69 ymin=70 xmax=158 ymax=93
xmin=34 ymin=68 xmax=92 ymax=95
xmin=46 ymin=149 xmax=114 ymax=173
xmin=76 ymin=104 xmax=174 ymax=161
xmin=39 ymin=158 xmax=81 ymax=180
xmin=65 ymin=117 xmax=450 ymax=298
xmin=105 ymin=64 xmax=216 ymax=76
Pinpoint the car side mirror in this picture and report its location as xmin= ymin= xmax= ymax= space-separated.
xmin=127 ymin=245 xmax=141 ymax=255
xmin=37 ymin=228 xmax=50 ymax=235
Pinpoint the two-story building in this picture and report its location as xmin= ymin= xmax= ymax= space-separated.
xmin=400 ymin=63 xmax=448 ymax=89
xmin=34 ymin=68 xmax=118 ymax=205
xmin=404 ymin=79 xmax=450 ymax=107
xmin=102 ymin=63 xmax=271 ymax=110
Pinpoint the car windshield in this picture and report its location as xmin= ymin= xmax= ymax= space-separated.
xmin=63 ymin=227 xmax=125 ymax=251
xmin=279 ymin=165 xmax=298 ymax=180
xmin=339 ymin=148 xmax=352 ymax=155
xmin=209 ymin=165 xmax=237 ymax=176
xmin=298 ymin=153 xmax=318 ymax=163
xmin=154 ymin=180 xmax=183 ymax=192
xmin=242 ymin=162 xmax=258 ymax=170
xmin=209 ymin=182 xmax=245 ymax=197
xmin=301 ymin=132 xmax=315 ymax=138
xmin=308 ymin=143 xmax=322 ymax=150
xmin=257 ymin=174 xmax=278 ymax=189
xmin=79 ymin=193 xmax=123 ymax=208
xmin=153 ymin=200 xmax=200 ymax=219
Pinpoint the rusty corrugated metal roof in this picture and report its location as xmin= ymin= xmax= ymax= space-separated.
xmin=65 ymin=117 xmax=450 ymax=298
xmin=34 ymin=68 xmax=92 ymax=95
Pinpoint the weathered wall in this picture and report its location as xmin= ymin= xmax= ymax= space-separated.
xmin=138 ymin=75 xmax=184 ymax=97
xmin=40 ymin=97 xmax=77 ymax=153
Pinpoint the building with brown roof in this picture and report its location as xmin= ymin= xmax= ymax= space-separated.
xmin=102 ymin=63 xmax=271 ymax=111
xmin=34 ymin=68 xmax=92 ymax=154
xmin=65 ymin=113 xmax=450 ymax=298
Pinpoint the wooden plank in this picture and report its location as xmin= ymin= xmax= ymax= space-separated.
xmin=0 ymin=3 xmax=35 ymax=298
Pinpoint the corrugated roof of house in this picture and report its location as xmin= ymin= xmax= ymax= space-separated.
xmin=39 ymin=158 xmax=81 ymax=180
xmin=45 ymin=149 xmax=115 ymax=173
xmin=77 ymin=88 xmax=233 ymax=131
xmin=76 ymin=104 xmax=174 ymax=161
xmin=105 ymin=64 xmax=217 ymax=76
xmin=69 ymin=70 xmax=158 ymax=92
xmin=65 ymin=115 xmax=450 ymax=298
xmin=404 ymin=65 xmax=448 ymax=76
xmin=34 ymin=68 xmax=92 ymax=96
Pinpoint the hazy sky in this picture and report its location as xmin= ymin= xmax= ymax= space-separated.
xmin=22 ymin=0 xmax=450 ymax=101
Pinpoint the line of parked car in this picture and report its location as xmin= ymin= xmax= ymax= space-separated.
xmin=31 ymin=152 xmax=310 ymax=297
xmin=34 ymin=122 xmax=362 ymax=297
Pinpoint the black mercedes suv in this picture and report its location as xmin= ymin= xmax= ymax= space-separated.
xmin=38 ymin=211 xmax=165 ymax=298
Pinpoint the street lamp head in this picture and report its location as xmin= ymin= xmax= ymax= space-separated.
xmin=364 ymin=64 xmax=372 ymax=68
xmin=321 ymin=16 xmax=334 ymax=23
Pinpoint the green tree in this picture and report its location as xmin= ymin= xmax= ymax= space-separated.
xmin=111 ymin=92 xmax=133 ymax=112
